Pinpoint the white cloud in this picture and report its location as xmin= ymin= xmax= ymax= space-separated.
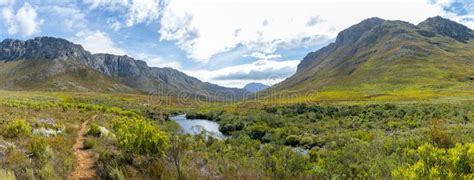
xmin=0 ymin=0 xmax=15 ymax=6
xmin=183 ymin=59 xmax=299 ymax=88
xmin=1 ymin=2 xmax=43 ymax=36
xmin=83 ymin=0 xmax=127 ymax=10
xmin=307 ymin=16 xmax=324 ymax=27
xmin=431 ymin=0 xmax=474 ymax=29
xmin=134 ymin=53 xmax=182 ymax=69
xmin=84 ymin=0 xmax=163 ymax=27
xmin=125 ymin=0 xmax=162 ymax=26
xmin=46 ymin=5 xmax=87 ymax=30
xmin=247 ymin=52 xmax=281 ymax=60
xmin=159 ymin=0 xmax=444 ymax=63
xmin=460 ymin=16 xmax=474 ymax=29
xmin=71 ymin=30 xmax=126 ymax=55
xmin=107 ymin=19 xmax=123 ymax=31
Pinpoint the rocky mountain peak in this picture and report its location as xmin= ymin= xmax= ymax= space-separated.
xmin=335 ymin=17 xmax=385 ymax=45
xmin=418 ymin=16 xmax=473 ymax=42
xmin=0 ymin=36 xmax=90 ymax=61
xmin=0 ymin=37 xmax=250 ymax=99
xmin=297 ymin=17 xmax=386 ymax=72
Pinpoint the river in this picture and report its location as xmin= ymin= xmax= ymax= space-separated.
xmin=170 ymin=114 xmax=308 ymax=155
xmin=170 ymin=114 xmax=227 ymax=139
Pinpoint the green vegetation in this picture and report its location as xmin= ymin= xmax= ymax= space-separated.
xmin=0 ymin=90 xmax=472 ymax=179
xmin=86 ymin=123 xmax=101 ymax=137
xmin=392 ymin=143 xmax=474 ymax=179
xmin=112 ymin=117 xmax=168 ymax=155
xmin=3 ymin=119 xmax=32 ymax=138
xmin=185 ymin=103 xmax=474 ymax=178
xmin=270 ymin=19 xmax=474 ymax=103
xmin=0 ymin=16 xmax=472 ymax=179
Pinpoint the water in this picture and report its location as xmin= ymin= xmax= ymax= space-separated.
xmin=171 ymin=115 xmax=310 ymax=155
xmin=170 ymin=114 xmax=227 ymax=139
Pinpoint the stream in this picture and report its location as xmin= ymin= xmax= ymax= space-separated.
xmin=170 ymin=114 xmax=227 ymax=139
xmin=170 ymin=114 xmax=308 ymax=155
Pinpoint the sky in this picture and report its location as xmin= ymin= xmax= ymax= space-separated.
xmin=0 ymin=0 xmax=473 ymax=88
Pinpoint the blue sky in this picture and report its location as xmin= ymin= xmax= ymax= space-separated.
xmin=1 ymin=0 xmax=473 ymax=88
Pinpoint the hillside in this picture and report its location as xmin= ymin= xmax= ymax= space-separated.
xmin=0 ymin=37 xmax=249 ymax=99
xmin=268 ymin=16 xmax=474 ymax=101
xmin=243 ymin=82 xmax=269 ymax=92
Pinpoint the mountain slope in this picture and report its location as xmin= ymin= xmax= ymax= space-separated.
xmin=0 ymin=58 xmax=134 ymax=92
xmin=244 ymin=82 xmax=269 ymax=92
xmin=269 ymin=16 xmax=474 ymax=100
xmin=0 ymin=37 xmax=249 ymax=99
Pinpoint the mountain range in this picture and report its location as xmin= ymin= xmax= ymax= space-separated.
xmin=268 ymin=16 xmax=474 ymax=99
xmin=0 ymin=16 xmax=472 ymax=101
xmin=243 ymin=82 xmax=269 ymax=92
xmin=0 ymin=37 xmax=250 ymax=100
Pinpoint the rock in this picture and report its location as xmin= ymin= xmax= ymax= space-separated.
xmin=0 ymin=37 xmax=92 ymax=61
xmin=33 ymin=127 xmax=63 ymax=137
xmin=335 ymin=17 xmax=385 ymax=46
xmin=37 ymin=118 xmax=56 ymax=125
xmin=418 ymin=16 xmax=473 ymax=42
xmin=0 ymin=37 xmax=250 ymax=99
xmin=98 ymin=126 xmax=112 ymax=137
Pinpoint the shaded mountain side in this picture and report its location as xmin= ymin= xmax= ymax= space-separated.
xmin=0 ymin=37 xmax=249 ymax=99
xmin=0 ymin=59 xmax=134 ymax=92
xmin=268 ymin=16 xmax=474 ymax=97
xmin=244 ymin=82 xmax=270 ymax=92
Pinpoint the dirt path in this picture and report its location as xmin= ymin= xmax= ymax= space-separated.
xmin=69 ymin=115 xmax=97 ymax=180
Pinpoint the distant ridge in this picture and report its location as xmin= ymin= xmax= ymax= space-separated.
xmin=244 ymin=82 xmax=269 ymax=92
xmin=267 ymin=16 xmax=474 ymax=99
xmin=0 ymin=37 xmax=250 ymax=100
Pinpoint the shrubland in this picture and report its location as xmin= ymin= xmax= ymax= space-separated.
xmin=0 ymin=90 xmax=472 ymax=179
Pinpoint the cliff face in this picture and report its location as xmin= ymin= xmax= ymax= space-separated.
xmin=0 ymin=37 xmax=92 ymax=61
xmin=0 ymin=37 xmax=249 ymax=99
xmin=269 ymin=16 xmax=474 ymax=95
xmin=417 ymin=16 xmax=473 ymax=42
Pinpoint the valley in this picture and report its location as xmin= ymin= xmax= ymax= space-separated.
xmin=0 ymin=15 xmax=473 ymax=179
xmin=0 ymin=90 xmax=472 ymax=179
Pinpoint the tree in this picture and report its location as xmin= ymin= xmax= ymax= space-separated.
xmin=168 ymin=135 xmax=190 ymax=180
xmin=427 ymin=118 xmax=453 ymax=148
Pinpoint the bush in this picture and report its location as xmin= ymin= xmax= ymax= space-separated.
xmin=83 ymin=138 xmax=96 ymax=149
xmin=112 ymin=117 xmax=169 ymax=155
xmin=3 ymin=147 xmax=30 ymax=170
xmin=285 ymin=135 xmax=301 ymax=146
xmin=392 ymin=143 xmax=474 ymax=179
xmin=0 ymin=169 xmax=15 ymax=180
xmin=427 ymin=118 xmax=453 ymax=148
xmin=3 ymin=119 xmax=32 ymax=138
xmin=220 ymin=122 xmax=244 ymax=135
xmin=353 ymin=130 xmax=373 ymax=142
xmin=87 ymin=123 xmax=101 ymax=137
xmin=300 ymin=136 xmax=314 ymax=147
xmin=27 ymin=137 xmax=53 ymax=167
xmin=37 ymin=164 xmax=54 ymax=179
xmin=107 ymin=166 xmax=125 ymax=180
xmin=246 ymin=124 xmax=268 ymax=140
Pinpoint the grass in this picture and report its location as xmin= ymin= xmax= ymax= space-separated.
xmin=268 ymin=27 xmax=474 ymax=103
xmin=0 ymin=91 xmax=158 ymax=179
xmin=0 ymin=87 xmax=471 ymax=179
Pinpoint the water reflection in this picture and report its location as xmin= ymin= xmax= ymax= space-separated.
xmin=170 ymin=114 xmax=227 ymax=139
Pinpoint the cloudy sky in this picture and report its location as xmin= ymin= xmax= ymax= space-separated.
xmin=0 ymin=0 xmax=473 ymax=88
